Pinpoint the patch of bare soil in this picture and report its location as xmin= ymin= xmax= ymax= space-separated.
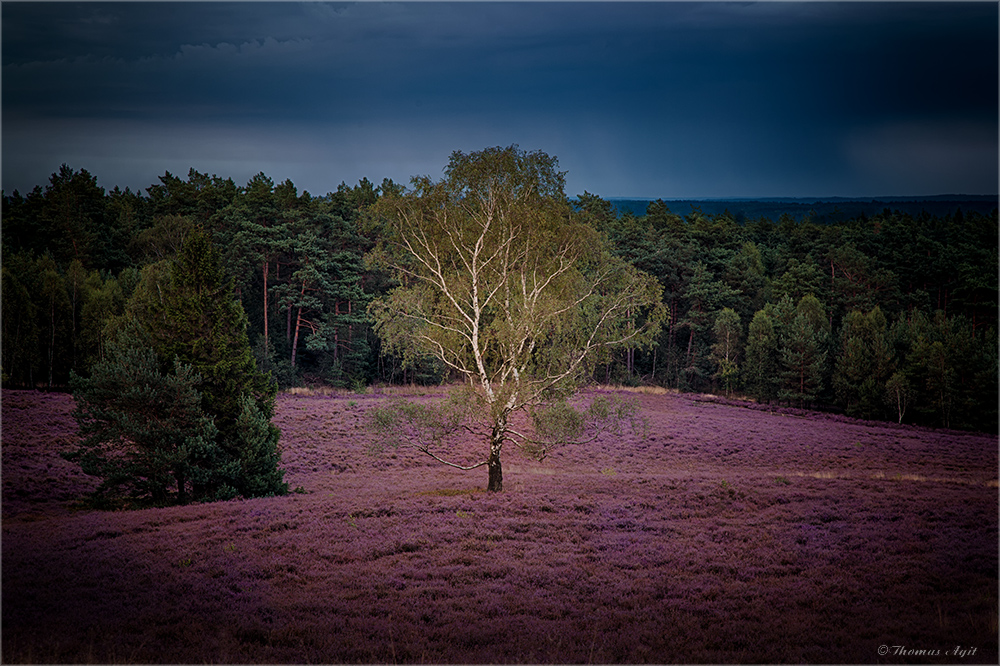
xmin=3 ymin=388 xmax=997 ymax=663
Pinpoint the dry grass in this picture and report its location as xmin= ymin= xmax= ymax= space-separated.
xmin=594 ymin=383 xmax=676 ymax=395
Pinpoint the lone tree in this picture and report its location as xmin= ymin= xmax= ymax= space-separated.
xmin=366 ymin=146 xmax=665 ymax=491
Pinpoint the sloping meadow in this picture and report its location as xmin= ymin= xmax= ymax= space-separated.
xmin=3 ymin=388 xmax=997 ymax=663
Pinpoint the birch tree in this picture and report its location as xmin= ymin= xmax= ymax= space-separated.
xmin=366 ymin=146 xmax=665 ymax=491
xmin=710 ymin=307 xmax=742 ymax=397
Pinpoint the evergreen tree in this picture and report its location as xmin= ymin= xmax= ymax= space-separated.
xmin=779 ymin=311 xmax=828 ymax=408
xmin=38 ymin=165 xmax=106 ymax=268
xmin=216 ymin=172 xmax=289 ymax=353
xmin=744 ymin=309 xmax=779 ymax=403
xmin=644 ymin=199 xmax=685 ymax=234
xmin=230 ymin=394 xmax=286 ymax=498
xmin=677 ymin=262 xmax=741 ymax=390
xmin=771 ymin=256 xmax=824 ymax=304
xmin=36 ymin=254 xmax=73 ymax=387
xmin=135 ymin=229 xmax=286 ymax=498
xmin=65 ymin=327 xmax=223 ymax=506
xmin=834 ymin=306 xmax=893 ymax=419
xmin=724 ymin=241 xmax=769 ymax=324
xmin=1 ymin=252 xmax=40 ymax=386
xmin=796 ymin=293 xmax=834 ymax=401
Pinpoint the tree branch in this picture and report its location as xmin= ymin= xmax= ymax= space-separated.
xmin=415 ymin=445 xmax=489 ymax=470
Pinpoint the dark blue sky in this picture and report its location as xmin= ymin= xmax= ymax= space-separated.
xmin=3 ymin=2 xmax=997 ymax=199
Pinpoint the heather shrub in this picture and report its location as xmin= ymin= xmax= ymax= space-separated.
xmin=7 ymin=388 xmax=997 ymax=663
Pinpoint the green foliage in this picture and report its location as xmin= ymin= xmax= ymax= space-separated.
xmin=1 ymin=253 xmax=40 ymax=385
xmin=724 ymin=241 xmax=769 ymax=322
xmin=230 ymin=394 xmax=288 ymax=498
xmin=777 ymin=297 xmax=830 ymax=408
xmin=213 ymin=174 xmax=376 ymax=387
xmin=368 ymin=146 xmax=665 ymax=402
xmin=36 ymin=254 xmax=74 ymax=387
xmin=3 ymin=161 xmax=997 ymax=433
xmin=78 ymin=268 xmax=128 ymax=373
xmin=771 ymin=257 xmax=824 ymax=304
xmin=834 ymin=307 xmax=893 ymax=419
xmin=526 ymin=394 xmax=647 ymax=460
xmin=144 ymin=231 xmax=278 ymax=436
xmin=253 ymin=335 xmax=298 ymax=389
xmin=890 ymin=310 xmax=996 ymax=430
xmin=827 ymin=242 xmax=899 ymax=315
xmin=366 ymin=387 xmax=480 ymax=460
xmin=710 ymin=308 xmax=742 ymax=396
xmin=65 ymin=328 xmax=223 ymax=505
xmin=130 ymin=214 xmax=194 ymax=263
xmin=146 ymin=168 xmax=238 ymax=225
xmin=779 ymin=313 xmax=827 ymax=407
xmin=744 ymin=309 xmax=779 ymax=403
xmin=367 ymin=146 xmax=665 ymax=489
xmin=79 ymin=229 xmax=289 ymax=503
xmin=676 ymin=262 xmax=741 ymax=390
xmin=529 ymin=400 xmax=587 ymax=447
xmin=367 ymin=389 xmax=646 ymax=467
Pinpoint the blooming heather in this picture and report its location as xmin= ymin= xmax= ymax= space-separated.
xmin=3 ymin=388 xmax=997 ymax=663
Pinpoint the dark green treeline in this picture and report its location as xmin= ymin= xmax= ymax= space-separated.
xmin=3 ymin=167 xmax=997 ymax=432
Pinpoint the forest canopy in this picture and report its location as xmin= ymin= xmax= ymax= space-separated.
xmin=2 ymin=158 xmax=997 ymax=432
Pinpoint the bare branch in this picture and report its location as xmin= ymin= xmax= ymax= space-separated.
xmin=415 ymin=446 xmax=489 ymax=470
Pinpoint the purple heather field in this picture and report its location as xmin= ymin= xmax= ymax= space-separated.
xmin=2 ymin=387 xmax=997 ymax=664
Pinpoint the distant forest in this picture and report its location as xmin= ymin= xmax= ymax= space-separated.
xmin=3 ymin=165 xmax=997 ymax=432
xmin=609 ymin=195 xmax=1000 ymax=225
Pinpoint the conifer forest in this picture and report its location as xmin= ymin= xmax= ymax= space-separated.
xmin=3 ymin=163 xmax=997 ymax=432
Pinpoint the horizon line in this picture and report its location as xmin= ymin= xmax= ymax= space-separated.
xmin=600 ymin=194 xmax=999 ymax=202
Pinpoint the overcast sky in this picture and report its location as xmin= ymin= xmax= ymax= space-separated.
xmin=2 ymin=1 xmax=997 ymax=199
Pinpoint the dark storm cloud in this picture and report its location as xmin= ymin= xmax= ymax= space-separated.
xmin=2 ymin=2 xmax=996 ymax=198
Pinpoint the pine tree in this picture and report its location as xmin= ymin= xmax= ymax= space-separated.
xmin=744 ymin=309 xmax=779 ymax=403
xmin=834 ymin=307 xmax=893 ymax=419
xmin=65 ymin=327 xmax=222 ymax=506
xmin=677 ymin=262 xmax=740 ymax=390
xmin=779 ymin=312 xmax=827 ymax=408
xmin=217 ymin=172 xmax=289 ymax=354
xmin=139 ymin=229 xmax=286 ymax=499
